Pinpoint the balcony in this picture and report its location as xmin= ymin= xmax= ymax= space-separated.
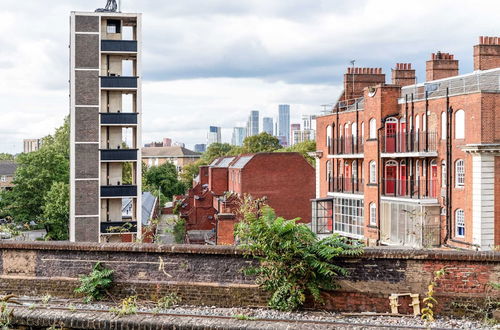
xmin=382 ymin=178 xmax=438 ymax=200
xmin=101 ymin=40 xmax=137 ymax=53
xmin=100 ymin=221 xmax=138 ymax=234
xmin=101 ymin=113 xmax=138 ymax=125
xmin=101 ymin=76 xmax=137 ymax=89
xmin=381 ymin=131 xmax=438 ymax=156
xmin=100 ymin=149 xmax=138 ymax=162
xmin=329 ymin=177 xmax=364 ymax=194
xmin=101 ymin=185 xmax=137 ymax=197
xmin=328 ymin=136 xmax=364 ymax=156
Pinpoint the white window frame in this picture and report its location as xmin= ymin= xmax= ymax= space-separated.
xmin=441 ymin=112 xmax=447 ymax=140
xmin=455 ymin=209 xmax=465 ymax=237
xmin=455 ymin=109 xmax=465 ymax=139
xmin=0 ymin=175 xmax=6 ymax=182
xmin=455 ymin=159 xmax=464 ymax=188
xmin=441 ymin=161 xmax=446 ymax=187
xmin=369 ymin=202 xmax=376 ymax=226
xmin=369 ymin=160 xmax=376 ymax=184
xmin=361 ymin=122 xmax=365 ymax=141
xmin=326 ymin=125 xmax=332 ymax=150
xmin=369 ymin=118 xmax=376 ymax=139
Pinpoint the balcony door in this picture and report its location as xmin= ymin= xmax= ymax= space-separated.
xmin=430 ymin=160 xmax=438 ymax=198
xmin=400 ymin=160 xmax=407 ymax=196
xmin=385 ymin=160 xmax=398 ymax=194
xmin=400 ymin=119 xmax=407 ymax=153
xmin=385 ymin=118 xmax=398 ymax=153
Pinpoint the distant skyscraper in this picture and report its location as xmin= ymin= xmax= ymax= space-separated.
xmin=246 ymin=110 xmax=259 ymax=137
xmin=207 ymin=126 xmax=222 ymax=146
xmin=262 ymin=117 xmax=273 ymax=135
xmin=231 ymin=127 xmax=246 ymax=146
xmin=23 ymin=139 xmax=42 ymax=153
xmin=302 ymin=115 xmax=317 ymax=131
xmin=291 ymin=123 xmax=300 ymax=132
xmin=194 ymin=144 xmax=206 ymax=153
xmin=278 ymin=104 xmax=291 ymax=146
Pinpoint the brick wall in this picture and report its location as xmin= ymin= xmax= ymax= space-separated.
xmin=0 ymin=242 xmax=498 ymax=315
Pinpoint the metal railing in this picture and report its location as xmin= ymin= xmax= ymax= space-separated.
xmin=101 ymin=185 xmax=138 ymax=197
xmin=329 ymin=177 xmax=364 ymax=194
xmin=101 ymin=40 xmax=138 ymax=52
xmin=100 ymin=221 xmax=138 ymax=234
xmin=321 ymin=97 xmax=364 ymax=114
xmin=329 ymin=136 xmax=364 ymax=155
xmin=382 ymin=178 xmax=438 ymax=199
xmin=381 ymin=131 xmax=438 ymax=154
xmin=100 ymin=149 xmax=138 ymax=161
xmin=101 ymin=76 xmax=138 ymax=88
xmin=101 ymin=113 xmax=138 ymax=125
xmin=400 ymin=69 xmax=500 ymax=102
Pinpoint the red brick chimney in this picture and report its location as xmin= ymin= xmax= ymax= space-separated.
xmin=343 ymin=67 xmax=385 ymax=100
xmin=474 ymin=36 xmax=500 ymax=71
xmin=391 ymin=63 xmax=416 ymax=86
xmin=425 ymin=52 xmax=459 ymax=81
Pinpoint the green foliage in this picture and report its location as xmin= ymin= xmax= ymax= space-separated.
xmin=111 ymin=296 xmax=138 ymax=317
xmin=242 ymin=132 xmax=282 ymax=153
xmin=41 ymin=182 xmax=69 ymax=240
xmin=279 ymin=140 xmax=316 ymax=165
xmin=173 ymin=217 xmax=186 ymax=244
xmin=143 ymin=162 xmax=187 ymax=201
xmin=0 ymin=302 xmax=13 ymax=330
xmin=201 ymin=143 xmax=234 ymax=163
xmin=421 ymin=268 xmax=446 ymax=323
xmin=75 ymin=262 xmax=114 ymax=303
xmin=179 ymin=160 xmax=207 ymax=188
xmin=0 ymin=153 xmax=15 ymax=161
xmin=233 ymin=314 xmax=256 ymax=321
xmin=235 ymin=200 xmax=364 ymax=311
xmin=156 ymin=293 xmax=180 ymax=309
xmin=0 ymin=117 xmax=69 ymax=238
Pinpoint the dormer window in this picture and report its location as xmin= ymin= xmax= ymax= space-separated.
xmin=107 ymin=20 xmax=121 ymax=34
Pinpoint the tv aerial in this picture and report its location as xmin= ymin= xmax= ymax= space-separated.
xmin=95 ymin=0 xmax=121 ymax=13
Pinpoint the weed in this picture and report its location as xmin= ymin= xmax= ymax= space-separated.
xmin=156 ymin=293 xmax=180 ymax=309
xmin=74 ymin=262 xmax=114 ymax=303
xmin=0 ymin=302 xmax=13 ymax=330
xmin=110 ymin=296 xmax=138 ymax=317
xmin=421 ymin=267 xmax=446 ymax=323
xmin=233 ymin=314 xmax=256 ymax=321
xmin=42 ymin=294 xmax=52 ymax=304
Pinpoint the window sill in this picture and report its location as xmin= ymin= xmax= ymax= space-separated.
xmin=367 ymin=183 xmax=378 ymax=187
xmin=367 ymin=225 xmax=378 ymax=229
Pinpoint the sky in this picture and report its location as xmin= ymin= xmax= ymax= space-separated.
xmin=0 ymin=0 xmax=499 ymax=153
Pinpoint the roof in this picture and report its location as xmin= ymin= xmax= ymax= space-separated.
xmin=212 ymin=157 xmax=235 ymax=168
xmin=0 ymin=161 xmax=17 ymax=176
xmin=230 ymin=155 xmax=254 ymax=169
xmin=142 ymin=192 xmax=157 ymax=225
xmin=141 ymin=146 xmax=201 ymax=158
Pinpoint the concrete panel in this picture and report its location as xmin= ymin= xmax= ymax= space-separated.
xmin=75 ymin=107 xmax=99 ymax=142
xmin=75 ymin=144 xmax=99 ymax=179
xmin=75 ymin=71 xmax=99 ymax=106
xmin=75 ymin=16 xmax=99 ymax=33
xmin=75 ymin=180 xmax=99 ymax=216
xmin=75 ymin=34 xmax=99 ymax=69
xmin=74 ymin=217 xmax=99 ymax=242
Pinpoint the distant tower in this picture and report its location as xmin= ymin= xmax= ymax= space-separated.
xmin=246 ymin=110 xmax=259 ymax=137
xmin=262 ymin=117 xmax=273 ymax=135
xmin=278 ymin=104 xmax=291 ymax=146
xmin=207 ymin=126 xmax=222 ymax=145
xmin=70 ymin=8 xmax=142 ymax=242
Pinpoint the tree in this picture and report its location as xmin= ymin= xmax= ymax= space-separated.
xmin=279 ymin=140 xmax=316 ymax=165
xmin=0 ymin=153 xmax=15 ymax=161
xmin=200 ymin=143 xmax=234 ymax=163
xmin=41 ymin=182 xmax=69 ymax=240
xmin=242 ymin=132 xmax=282 ymax=153
xmin=179 ymin=159 xmax=207 ymax=188
xmin=143 ymin=162 xmax=186 ymax=201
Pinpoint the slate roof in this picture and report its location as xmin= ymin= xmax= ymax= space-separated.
xmin=141 ymin=146 xmax=201 ymax=158
xmin=0 ymin=161 xmax=17 ymax=176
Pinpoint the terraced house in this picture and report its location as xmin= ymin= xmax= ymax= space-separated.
xmin=313 ymin=36 xmax=500 ymax=250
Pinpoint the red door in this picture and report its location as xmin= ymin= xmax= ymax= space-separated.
xmin=344 ymin=163 xmax=351 ymax=191
xmin=400 ymin=122 xmax=407 ymax=153
xmin=400 ymin=164 xmax=407 ymax=196
xmin=385 ymin=122 xmax=397 ymax=153
xmin=430 ymin=163 xmax=438 ymax=198
xmin=385 ymin=163 xmax=397 ymax=194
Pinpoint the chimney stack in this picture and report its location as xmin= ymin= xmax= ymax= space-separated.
xmin=391 ymin=63 xmax=416 ymax=86
xmin=344 ymin=67 xmax=385 ymax=100
xmin=426 ymin=52 xmax=459 ymax=81
xmin=474 ymin=36 xmax=500 ymax=71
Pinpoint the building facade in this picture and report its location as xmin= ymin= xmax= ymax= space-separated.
xmin=231 ymin=127 xmax=246 ymax=146
xmin=312 ymin=36 xmax=500 ymax=250
xmin=207 ymin=126 xmax=221 ymax=146
xmin=262 ymin=117 xmax=274 ymax=135
xmin=142 ymin=146 xmax=201 ymax=173
xmin=278 ymin=104 xmax=291 ymax=146
xmin=246 ymin=111 xmax=259 ymax=137
xmin=0 ymin=161 xmax=17 ymax=191
xmin=69 ymin=10 xmax=142 ymax=242
xmin=23 ymin=139 xmax=42 ymax=153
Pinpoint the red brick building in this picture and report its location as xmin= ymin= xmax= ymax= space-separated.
xmin=313 ymin=36 xmax=500 ymax=250
xmin=177 ymin=152 xmax=315 ymax=244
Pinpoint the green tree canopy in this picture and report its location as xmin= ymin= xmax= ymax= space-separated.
xmin=42 ymin=182 xmax=69 ymax=240
xmin=278 ymin=140 xmax=316 ymax=165
xmin=0 ymin=153 xmax=15 ymax=161
xmin=200 ymin=143 xmax=234 ymax=163
xmin=143 ymin=162 xmax=187 ymax=202
xmin=242 ymin=132 xmax=282 ymax=153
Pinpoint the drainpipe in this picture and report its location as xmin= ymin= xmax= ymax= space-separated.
xmin=376 ymin=119 xmax=385 ymax=245
xmin=445 ymin=87 xmax=453 ymax=244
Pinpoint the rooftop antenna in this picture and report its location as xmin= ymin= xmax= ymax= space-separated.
xmin=95 ymin=0 xmax=118 ymax=12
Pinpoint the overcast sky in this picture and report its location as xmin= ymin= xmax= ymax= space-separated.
xmin=0 ymin=0 xmax=499 ymax=153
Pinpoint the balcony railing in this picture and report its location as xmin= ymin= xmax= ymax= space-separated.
xmin=101 ymin=149 xmax=138 ymax=161
xmin=382 ymin=178 xmax=438 ymax=199
xmin=381 ymin=131 xmax=438 ymax=154
xmin=101 ymin=76 xmax=138 ymax=88
xmin=101 ymin=113 xmax=138 ymax=125
xmin=329 ymin=177 xmax=364 ymax=194
xmin=328 ymin=136 xmax=364 ymax=155
xmin=100 ymin=221 xmax=138 ymax=234
xmin=101 ymin=40 xmax=137 ymax=52
xmin=101 ymin=185 xmax=137 ymax=197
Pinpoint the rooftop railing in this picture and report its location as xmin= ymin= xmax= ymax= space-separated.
xmin=321 ymin=97 xmax=364 ymax=114
xmin=381 ymin=131 xmax=438 ymax=154
xmin=382 ymin=178 xmax=438 ymax=199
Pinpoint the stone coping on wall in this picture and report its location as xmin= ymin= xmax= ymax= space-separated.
xmin=0 ymin=240 xmax=499 ymax=262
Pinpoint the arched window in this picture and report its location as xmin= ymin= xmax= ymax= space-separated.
xmin=361 ymin=122 xmax=365 ymax=141
xmin=369 ymin=203 xmax=377 ymax=226
xmin=369 ymin=118 xmax=377 ymax=139
xmin=455 ymin=159 xmax=465 ymax=187
xmin=455 ymin=109 xmax=465 ymax=139
xmin=326 ymin=125 xmax=332 ymax=149
xmin=422 ymin=113 xmax=427 ymax=131
xmin=369 ymin=160 xmax=376 ymax=184
xmin=352 ymin=123 xmax=357 ymax=138
xmin=455 ymin=209 xmax=465 ymax=237
xmin=339 ymin=123 xmax=344 ymax=136
xmin=415 ymin=115 xmax=420 ymax=132
xmin=441 ymin=112 xmax=447 ymax=140
xmin=416 ymin=160 xmax=420 ymax=178
xmin=345 ymin=122 xmax=350 ymax=136
xmin=326 ymin=160 xmax=332 ymax=182
xmin=352 ymin=160 xmax=358 ymax=179
xmin=441 ymin=160 xmax=446 ymax=187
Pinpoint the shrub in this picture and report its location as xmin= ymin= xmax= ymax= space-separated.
xmin=111 ymin=296 xmax=138 ymax=317
xmin=74 ymin=262 xmax=113 ymax=303
xmin=156 ymin=293 xmax=180 ymax=309
xmin=173 ymin=217 xmax=186 ymax=244
xmin=235 ymin=201 xmax=364 ymax=311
